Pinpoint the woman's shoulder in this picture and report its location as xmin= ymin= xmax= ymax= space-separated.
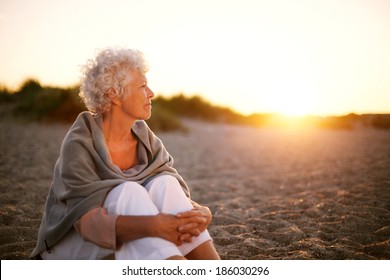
xmin=69 ymin=111 xmax=101 ymax=131
xmin=62 ymin=111 xmax=98 ymax=144
xmin=75 ymin=111 xmax=98 ymax=123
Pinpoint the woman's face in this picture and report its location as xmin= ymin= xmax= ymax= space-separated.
xmin=119 ymin=70 xmax=154 ymax=121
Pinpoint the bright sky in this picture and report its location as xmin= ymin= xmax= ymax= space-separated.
xmin=1 ymin=0 xmax=389 ymax=116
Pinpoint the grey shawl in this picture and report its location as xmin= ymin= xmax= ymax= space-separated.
xmin=31 ymin=112 xmax=190 ymax=257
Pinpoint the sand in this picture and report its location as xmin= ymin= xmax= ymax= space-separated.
xmin=1 ymin=114 xmax=389 ymax=260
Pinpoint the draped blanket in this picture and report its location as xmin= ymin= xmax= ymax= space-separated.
xmin=31 ymin=112 xmax=190 ymax=257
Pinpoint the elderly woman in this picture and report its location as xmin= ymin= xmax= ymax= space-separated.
xmin=31 ymin=48 xmax=220 ymax=260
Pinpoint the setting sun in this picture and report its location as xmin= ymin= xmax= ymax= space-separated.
xmin=269 ymin=95 xmax=315 ymax=117
xmin=259 ymin=73 xmax=318 ymax=117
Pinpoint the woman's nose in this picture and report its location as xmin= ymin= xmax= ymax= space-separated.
xmin=147 ymin=87 xmax=155 ymax=98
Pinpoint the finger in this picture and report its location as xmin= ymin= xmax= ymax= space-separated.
xmin=177 ymin=222 xmax=199 ymax=232
xmin=175 ymin=239 xmax=183 ymax=246
xmin=178 ymin=224 xmax=203 ymax=237
xmin=178 ymin=211 xmax=211 ymax=225
xmin=176 ymin=210 xmax=202 ymax=218
xmin=179 ymin=215 xmax=207 ymax=225
xmin=179 ymin=233 xmax=193 ymax=243
xmin=190 ymin=229 xmax=200 ymax=237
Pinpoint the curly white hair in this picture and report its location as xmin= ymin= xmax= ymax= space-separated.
xmin=79 ymin=48 xmax=148 ymax=114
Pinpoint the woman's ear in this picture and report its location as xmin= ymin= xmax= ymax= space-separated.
xmin=107 ymin=88 xmax=121 ymax=106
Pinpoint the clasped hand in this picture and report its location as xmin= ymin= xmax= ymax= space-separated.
xmin=157 ymin=203 xmax=212 ymax=245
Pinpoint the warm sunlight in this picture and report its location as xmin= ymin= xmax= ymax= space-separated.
xmin=271 ymin=97 xmax=315 ymax=117
xmin=258 ymin=72 xmax=318 ymax=117
xmin=0 ymin=0 xmax=389 ymax=116
xmin=268 ymin=91 xmax=317 ymax=117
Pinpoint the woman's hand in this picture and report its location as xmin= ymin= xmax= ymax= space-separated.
xmin=153 ymin=213 xmax=188 ymax=245
xmin=116 ymin=203 xmax=212 ymax=246
xmin=175 ymin=202 xmax=212 ymax=243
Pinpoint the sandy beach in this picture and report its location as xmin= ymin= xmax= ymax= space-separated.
xmin=0 ymin=115 xmax=389 ymax=260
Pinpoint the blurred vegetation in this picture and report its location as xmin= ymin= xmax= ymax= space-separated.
xmin=1 ymin=79 xmax=86 ymax=123
xmin=14 ymin=79 xmax=86 ymax=122
xmin=1 ymin=79 xmax=390 ymax=131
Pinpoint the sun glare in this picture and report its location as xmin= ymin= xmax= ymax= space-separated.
xmin=265 ymin=76 xmax=317 ymax=117
xmin=275 ymin=96 xmax=314 ymax=117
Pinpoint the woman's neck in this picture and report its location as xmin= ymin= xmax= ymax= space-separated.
xmin=102 ymin=111 xmax=139 ymax=170
xmin=102 ymin=109 xmax=136 ymax=144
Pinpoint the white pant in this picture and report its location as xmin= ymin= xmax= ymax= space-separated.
xmin=42 ymin=175 xmax=211 ymax=260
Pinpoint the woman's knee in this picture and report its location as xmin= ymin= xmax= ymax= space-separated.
xmin=104 ymin=181 xmax=158 ymax=215
xmin=106 ymin=182 xmax=148 ymax=201
xmin=146 ymin=175 xmax=184 ymax=194
xmin=146 ymin=175 xmax=192 ymax=213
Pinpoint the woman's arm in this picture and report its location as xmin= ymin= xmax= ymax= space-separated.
xmin=116 ymin=212 xmax=207 ymax=246
xmin=75 ymin=202 xmax=211 ymax=249
xmin=75 ymin=209 xmax=187 ymax=249
xmin=74 ymin=207 xmax=118 ymax=249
